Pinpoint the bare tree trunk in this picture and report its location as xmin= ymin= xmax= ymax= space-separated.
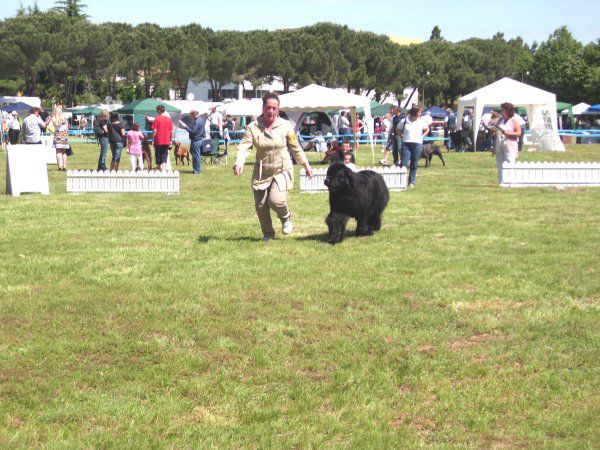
xmin=31 ymin=74 xmax=37 ymax=97
xmin=209 ymin=79 xmax=216 ymax=101
xmin=145 ymin=79 xmax=152 ymax=98
xmin=178 ymin=77 xmax=188 ymax=100
xmin=111 ymin=74 xmax=117 ymax=98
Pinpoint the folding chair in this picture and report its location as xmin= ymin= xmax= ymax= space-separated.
xmin=200 ymin=139 xmax=228 ymax=165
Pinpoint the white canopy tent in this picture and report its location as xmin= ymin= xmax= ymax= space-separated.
xmin=279 ymin=84 xmax=375 ymax=162
xmin=565 ymin=102 xmax=591 ymax=115
xmin=457 ymin=78 xmax=565 ymax=151
xmin=97 ymin=102 xmax=123 ymax=112
xmin=164 ymin=100 xmax=221 ymax=114
xmin=220 ymin=98 xmax=262 ymax=117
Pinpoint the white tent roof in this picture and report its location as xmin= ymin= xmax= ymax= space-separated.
xmin=568 ymin=102 xmax=591 ymax=115
xmin=457 ymin=77 xmax=555 ymax=107
xmin=279 ymin=84 xmax=370 ymax=111
xmin=457 ymin=77 xmax=564 ymax=151
xmin=164 ymin=100 xmax=221 ymax=114
xmin=221 ymin=98 xmax=262 ymax=117
xmin=97 ymin=103 xmax=123 ymax=112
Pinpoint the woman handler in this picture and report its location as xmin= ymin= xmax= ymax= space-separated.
xmin=492 ymin=102 xmax=522 ymax=186
xmin=233 ymin=93 xmax=314 ymax=241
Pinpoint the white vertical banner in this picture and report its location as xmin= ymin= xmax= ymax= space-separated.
xmin=6 ymin=145 xmax=50 ymax=196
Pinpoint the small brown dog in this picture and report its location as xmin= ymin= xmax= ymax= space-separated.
xmin=174 ymin=141 xmax=191 ymax=165
xmin=141 ymin=139 xmax=153 ymax=171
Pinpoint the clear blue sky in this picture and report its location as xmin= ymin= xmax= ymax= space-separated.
xmin=3 ymin=0 xmax=599 ymax=45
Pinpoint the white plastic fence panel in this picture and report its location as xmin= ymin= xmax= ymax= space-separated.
xmin=300 ymin=166 xmax=408 ymax=192
xmin=502 ymin=161 xmax=600 ymax=187
xmin=66 ymin=170 xmax=180 ymax=194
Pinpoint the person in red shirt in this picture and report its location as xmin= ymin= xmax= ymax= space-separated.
xmin=149 ymin=105 xmax=173 ymax=171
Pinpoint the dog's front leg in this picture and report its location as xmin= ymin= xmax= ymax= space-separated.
xmin=326 ymin=211 xmax=347 ymax=244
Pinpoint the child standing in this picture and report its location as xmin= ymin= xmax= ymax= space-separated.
xmin=126 ymin=123 xmax=145 ymax=171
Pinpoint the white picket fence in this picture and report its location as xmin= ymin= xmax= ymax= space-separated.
xmin=502 ymin=161 xmax=600 ymax=187
xmin=300 ymin=166 xmax=408 ymax=192
xmin=66 ymin=170 xmax=180 ymax=194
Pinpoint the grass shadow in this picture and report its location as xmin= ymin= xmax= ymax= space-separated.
xmin=295 ymin=231 xmax=361 ymax=243
xmin=198 ymin=233 xmax=337 ymax=243
xmin=197 ymin=235 xmax=261 ymax=243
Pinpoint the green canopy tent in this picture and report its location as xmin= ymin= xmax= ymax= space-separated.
xmin=556 ymin=101 xmax=574 ymax=128
xmin=326 ymin=101 xmax=393 ymax=117
xmin=117 ymin=99 xmax=181 ymax=129
xmin=357 ymin=100 xmax=394 ymax=117
xmin=72 ymin=106 xmax=103 ymax=116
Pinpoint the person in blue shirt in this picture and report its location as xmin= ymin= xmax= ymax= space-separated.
xmin=179 ymin=109 xmax=207 ymax=174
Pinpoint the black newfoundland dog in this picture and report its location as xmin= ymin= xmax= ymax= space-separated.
xmin=324 ymin=162 xmax=389 ymax=244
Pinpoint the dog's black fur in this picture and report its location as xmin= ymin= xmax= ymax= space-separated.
xmin=324 ymin=162 xmax=389 ymax=244
xmin=421 ymin=143 xmax=445 ymax=167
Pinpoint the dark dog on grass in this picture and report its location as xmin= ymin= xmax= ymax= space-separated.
xmin=324 ymin=162 xmax=389 ymax=244
xmin=141 ymin=139 xmax=153 ymax=171
xmin=421 ymin=143 xmax=445 ymax=167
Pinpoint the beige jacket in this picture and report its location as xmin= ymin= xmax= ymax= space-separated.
xmin=236 ymin=116 xmax=308 ymax=191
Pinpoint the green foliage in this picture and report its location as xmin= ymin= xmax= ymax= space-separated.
xmin=74 ymin=91 xmax=102 ymax=105
xmin=52 ymin=0 xmax=89 ymax=21
xmin=0 ymin=78 xmax=22 ymax=95
xmin=116 ymin=81 xmax=145 ymax=104
xmin=430 ymin=25 xmax=443 ymax=41
xmin=0 ymin=8 xmax=597 ymax=106
xmin=531 ymin=27 xmax=590 ymax=103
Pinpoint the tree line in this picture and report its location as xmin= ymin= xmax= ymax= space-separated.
xmin=0 ymin=2 xmax=598 ymax=108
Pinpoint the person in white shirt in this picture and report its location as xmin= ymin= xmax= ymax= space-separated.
xmin=338 ymin=111 xmax=350 ymax=137
xmin=480 ymin=111 xmax=492 ymax=128
xmin=204 ymin=112 xmax=212 ymax=139
xmin=23 ymin=107 xmax=50 ymax=144
xmin=461 ymin=109 xmax=474 ymax=150
xmin=422 ymin=111 xmax=433 ymax=127
xmin=379 ymin=112 xmax=393 ymax=165
xmin=332 ymin=113 xmax=339 ymax=130
xmin=8 ymin=111 xmax=21 ymax=144
xmin=397 ymin=105 xmax=430 ymax=188
xmin=208 ymin=106 xmax=223 ymax=139
xmin=304 ymin=131 xmax=328 ymax=153
xmin=380 ymin=113 xmax=391 ymax=150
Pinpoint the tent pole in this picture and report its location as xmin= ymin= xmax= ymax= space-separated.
xmin=350 ymin=107 xmax=357 ymax=156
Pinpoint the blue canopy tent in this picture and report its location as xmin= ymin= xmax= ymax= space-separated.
xmin=423 ymin=105 xmax=448 ymax=118
xmin=587 ymin=104 xmax=600 ymax=114
xmin=0 ymin=102 xmax=33 ymax=115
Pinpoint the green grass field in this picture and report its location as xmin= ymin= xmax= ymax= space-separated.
xmin=1 ymin=142 xmax=599 ymax=447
